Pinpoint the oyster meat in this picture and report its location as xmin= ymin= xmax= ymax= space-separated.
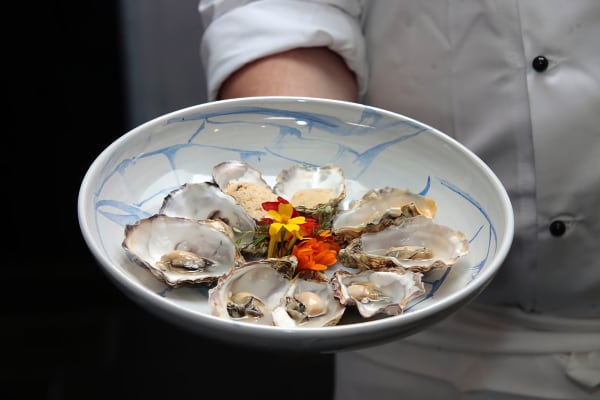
xmin=122 ymin=215 xmax=245 ymax=287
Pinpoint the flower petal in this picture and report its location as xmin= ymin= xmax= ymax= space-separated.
xmin=269 ymin=222 xmax=283 ymax=236
xmin=278 ymin=203 xmax=294 ymax=219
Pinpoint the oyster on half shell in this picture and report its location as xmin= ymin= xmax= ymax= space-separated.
xmin=158 ymin=181 xmax=257 ymax=248
xmin=332 ymin=187 xmax=437 ymax=244
xmin=337 ymin=215 xmax=469 ymax=272
xmin=331 ymin=267 xmax=425 ymax=318
xmin=122 ymin=215 xmax=244 ymax=287
xmin=208 ymin=257 xmax=297 ymax=325
xmin=272 ymin=269 xmax=346 ymax=328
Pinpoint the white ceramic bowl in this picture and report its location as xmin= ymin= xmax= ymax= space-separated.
xmin=78 ymin=96 xmax=513 ymax=352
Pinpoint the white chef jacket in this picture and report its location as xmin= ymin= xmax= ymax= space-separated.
xmin=199 ymin=1 xmax=600 ymax=398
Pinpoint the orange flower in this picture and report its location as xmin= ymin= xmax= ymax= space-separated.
xmin=292 ymin=232 xmax=340 ymax=272
xmin=299 ymin=217 xmax=320 ymax=238
xmin=316 ymin=230 xmax=340 ymax=252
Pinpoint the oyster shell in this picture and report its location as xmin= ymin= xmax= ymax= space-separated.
xmin=332 ymin=187 xmax=438 ymax=244
xmin=273 ymin=164 xmax=346 ymax=226
xmin=208 ymin=257 xmax=297 ymax=325
xmin=212 ymin=159 xmax=272 ymax=191
xmin=122 ymin=215 xmax=245 ymax=287
xmin=158 ymin=182 xmax=257 ymax=248
xmin=331 ymin=267 xmax=425 ymax=318
xmin=338 ymin=215 xmax=469 ymax=272
xmin=212 ymin=160 xmax=278 ymax=221
xmin=271 ymin=269 xmax=346 ymax=328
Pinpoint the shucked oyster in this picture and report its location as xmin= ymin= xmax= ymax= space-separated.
xmin=331 ymin=267 xmax=425 ymax=318
xmin=272 ymin=269 xmax=346 ymax=328
xmin=332 ymin=187 xmax=437 ymax=244
xmin=158 ymin=181 xmax=257 ymax=248
xmin=209 ymin=259 xmax=348 ymax=327
xmin=122 ymin=215 xmax=244 ymax=287
xmin=208 ymin=257 xmax=297 ymax=325
xmin=338 ymin=215 xmax=469 ymax=272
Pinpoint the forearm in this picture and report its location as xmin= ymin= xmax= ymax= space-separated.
xmin=218 ymin=47 xmax=358 ymax=102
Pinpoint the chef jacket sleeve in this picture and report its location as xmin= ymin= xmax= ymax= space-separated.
xmin=198 ymin=0 xmax=368 ymax=100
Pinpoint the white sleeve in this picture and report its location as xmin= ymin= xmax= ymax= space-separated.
xmin=198 ymin=0 xmax=368 ymax=100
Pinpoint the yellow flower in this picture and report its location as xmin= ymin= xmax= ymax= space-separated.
xmin=266 ymin=202 xmax=306 ymax=238
xmin=264 ymin=201 xmax=307 ymax=258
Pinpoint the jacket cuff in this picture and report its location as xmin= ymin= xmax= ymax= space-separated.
xmin=200 ymin=0 xmax=368 ymax=100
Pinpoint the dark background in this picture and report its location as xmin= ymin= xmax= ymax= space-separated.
xmin=3 ymin=2 xmax=333 ymax=399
